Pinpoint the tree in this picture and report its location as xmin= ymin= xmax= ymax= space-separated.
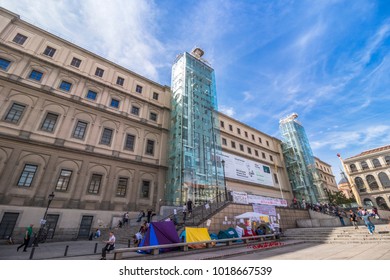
xmin=325 ymin=189 xmax=356 ymax=205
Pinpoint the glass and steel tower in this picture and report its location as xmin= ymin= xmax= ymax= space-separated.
xmin=279 ymin=113 xmax=327 ymax=203
xmin=165 ymin=48 xmax=224 ymax=206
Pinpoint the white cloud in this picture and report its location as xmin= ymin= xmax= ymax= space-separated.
xmin=243 ymin=91 xmax=254 ymax=102
xmin=219 ymin=105 xmax=235 ymax=117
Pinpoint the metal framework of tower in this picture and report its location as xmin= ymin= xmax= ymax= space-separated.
xmin=279 ymin=113 xmax=327 ymax=203
xmin=165 ymin=48 xmax=224 ymax=206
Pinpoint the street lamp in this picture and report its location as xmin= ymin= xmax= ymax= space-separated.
xmin=33 ymin=192 xmax=55 ymax=247
xmin=221 ymin=160 xmax=228 ymax=201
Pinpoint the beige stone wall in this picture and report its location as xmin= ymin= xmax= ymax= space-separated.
xmin=198 ymin=203 xmax=309 ymax=234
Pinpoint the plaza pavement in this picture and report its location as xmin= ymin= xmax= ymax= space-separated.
xmin=1 ymin=225 xmax=389 ymax=260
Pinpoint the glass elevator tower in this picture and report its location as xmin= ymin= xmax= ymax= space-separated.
xmin=279 ymin=113 xmax=327 ymax=204
xmin=165 ymin=48 xmax=224 ymax=206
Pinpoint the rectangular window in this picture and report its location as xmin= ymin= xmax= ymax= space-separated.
xmin=13 ymin=33 xmax=27 ymax=45
xmin=270 ymin=155 xmax=274 ymax=161
xmin=237 ymin=128 xmax=241 ymax=134
xmin=29 ymin=70 xmax=43 ymax=81
xmin=266 ymin=140 xmax=270 ymax=146
xmin=274 ymin=174 xmax=279 ymax=184
xmin=153 ymin=92 xmax=159 ymax=100
xmin=73 ymin=121 xmax=88 ymax=139
xmin=43 ymin=46 xmax=56 ymax=57
xmin=95 ymin=67 xmax=104 ymax=77
xmin=135 ymin=85 xmax=143 ymax=93
xmin=59 ymin=81 xmax=72 ymax=92
xmin=41 ymin=112 xmax=58 ymax=132
xmin=245 ymin=131 xmax=248 ymax=137
xmin=5 ymin=103 xmax=25 ymax=123
xmin=100 ymin=128 xmax=113 ymax=145
xmin=141 ymin=180 xmax=150 ymax=198
xmin=116 ymin=76 xmax=124 ymax=86
xmin=88 ymin=174 xmax=102 ymax=194
xmin=55 ymin=169 xmax=72 ymax=191
xmin=258 ymin=137 xmax=262 ymax=144
xmin=262 ymin=152 xmax=266 ymax=159
xmin=116 ymin=177 xmax=128 ymax=197
xmin=0 ymin=58 xmax=11 ymax=71
xmin=252 ymin=134 xmax=255 ymax=141
xmin=124 ymin=134 xmax=135 ymax=150
xmin=17 ymin=164 xmax=37 ymax=187
xmin=149 ymin=112 xmax=158 ymax=122
xmin=110 ymin=98 xmax=120 ymax=108
xmin=86 ymin=90 xmax=97 ymax=100
xmin=220 ymin=121 xmax=225 ymax=128
xmin=145 ymin=139 xmax=155 ymax=155
xmin=231 ymin=141 xmax=236 ymax=149
xmin=222 ymin=138 xmax=227 ymax=145
xmin=255 ymin=150 xmax=259 ymax=157
xmin=239 ymin=144 xmax=244 ymax=151
xmin=131 ymin=106 xmax=139 ymax=116
xmin=70 ymin=57 xmax=81 ymax=68
xmin=229 ymin=125 xmax=233 ymax=131
xmin=247 ymin=147 xmax=252 ymax=154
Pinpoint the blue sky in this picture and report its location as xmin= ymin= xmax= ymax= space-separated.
xmin=2 ymin=0 xmax=390 ymax=183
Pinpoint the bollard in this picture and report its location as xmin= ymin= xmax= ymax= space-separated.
xmin=29 ymin=247 xmax=35 ymax=260
xmin=64 ymin=245 xmax=69 ymax=256
xmin=128 ymin=239 xmax=131 ymax=248
xmin=94 ymin=242 xmax=98 ymax=254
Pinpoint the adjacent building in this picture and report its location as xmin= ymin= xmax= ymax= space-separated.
xmin=218 ymin=112 xmax=292 ymax=203
xmin=314 ymin=157 xmax=338 ymax=194
xmin=0 ymin=8 xmax=170 ymax=239
xmin=342 ymin=145 xmax=390 ymax=210
xmin=279 ymin=113 xmax=327 ymax=203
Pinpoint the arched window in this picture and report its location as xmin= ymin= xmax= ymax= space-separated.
xmin=363 ymin=198 xmax=373 ymax=206
xmin=385 ymin=155 xmax=390 ymax=165
xmin=366 ymin=175 xmax=379 ymax=190
xmin=360 ymin=161 xmax=369 ymax=170
xmin=376 ymin=197 xmax=389 ymax=210
xmin=378 ymin=172 xmax=390 ymax=188
xmin=350 ymin=164 xmax=357 ymax=172
xmin=354 ymin=177 xmax=365 ymax=191
xmin=372 ymin=158 xmax=381 ymax=168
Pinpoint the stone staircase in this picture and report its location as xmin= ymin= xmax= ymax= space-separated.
xmin=283 ymin=224 xmax=390 ymax=244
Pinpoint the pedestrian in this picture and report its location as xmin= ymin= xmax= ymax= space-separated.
xmin=94 ymin=228 xmax=101 ymax=238
xmin=100 ymin=231 xmax=116 ymax=260
xmin=372 ymin=207 xmax=380 ymax=219
xmin=349 ymin=210 xmax=359 ymax=229
xmin=182 ymin=204 xmax=187 ymax=223
xmin=173 ymin=208 xmax=178 ymax=225
xmin=17 ymin=224 xmax=33 ymax=252
xmin=122 ymin=212 xmax=129 ymax=227
xmin=362 ymin=212 xmax=375 ymax=234
xmin=139 ymin=221 xmax=148 ymax=235
xmin=293 ymin=197 xmax=298 ymax=208
xmin=136 ymin=210 xmax=145 ymax=222
xmin=301 ymin=198 xmax=306 ymax=209
xmin=336 ymin=211 xmax=346 ymax=226
xmin=187 ymin=199 xmax=193 ymax=217
xmin=147 ymin=209 xmax=153 ymax=223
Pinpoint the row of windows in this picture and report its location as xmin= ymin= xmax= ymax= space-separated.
xmin=17 ymin=164 xmax=152 ymax=198
xmin=315 ymin=162 xmax=331 ymax=173
xmin=349 ymin=156 xmax=390 ymax=172
xmin=320 ymin=173 xmax=334 ymax=184
xmin=222 ymin=137 xmax=274 ymax=161
xmin=3 ymin=103 xmax=156 ymax=154
xmin=354 ymin=172 xmax=390 ymax=192
xmin=7 ymin=32 xmax=161 ymax=100
xmin=220 ymin=120 xmax=270 ymax=147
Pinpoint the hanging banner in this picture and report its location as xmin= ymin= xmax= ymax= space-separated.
xmin=247 ymin=194 xmax=287 ymax=207
xmin=252 ymin=204 xmax=277 ymax=216
xmin=231 ymin=191 xmax=248 ymax=204
xmin=221 ymin=152 xmax=274 ymax=187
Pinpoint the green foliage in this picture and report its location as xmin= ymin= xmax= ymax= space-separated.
xmin=324 ymin=189 xmax=356 ymax=205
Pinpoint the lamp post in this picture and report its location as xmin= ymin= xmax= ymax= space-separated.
xmin=221 ymin=160 xmax=228 ymax=201
xmin=34 ymin=192 xmax=55 ymax=247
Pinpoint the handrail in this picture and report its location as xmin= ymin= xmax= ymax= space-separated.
xmin=113 ymin=233 xmax=277 ymax=259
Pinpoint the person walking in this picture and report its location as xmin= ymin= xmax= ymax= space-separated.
xmin=182 ymin=204 xmax=187 ymax=223
xmin=100 ymin=231 xmax=116 ymax=260
xmin=362 ymin=212 xmax=375 ymax=234
xmin=17 ymin=224 xmax=33 ymax=252
xmin=147 ymin=209 xmax=153 ymax=223
xmin=336 ymin=211 xmax=346 ymax=226
xmin=349 ymin=210 xmax=359 ymax=229
xmin=187 ymin=199 xmax=193 ymax=217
